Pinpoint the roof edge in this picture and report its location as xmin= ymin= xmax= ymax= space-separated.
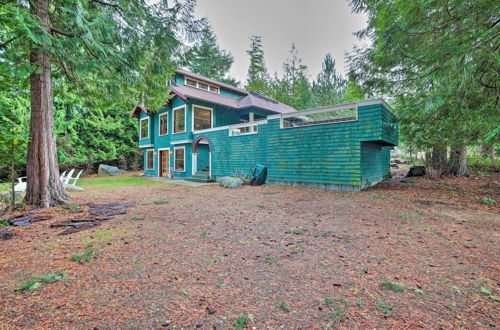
xmin=266 ymin=99 xmax=393 ymax=119
xmin=130 ymin=104 xmax=148 ymax=119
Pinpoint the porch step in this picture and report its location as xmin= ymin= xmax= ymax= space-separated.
xmin=185 ymin=177 xmax=215 ymax=183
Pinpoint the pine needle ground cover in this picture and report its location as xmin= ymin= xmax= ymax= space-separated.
xmin=0 ymin=174 xmax=498 ymax=328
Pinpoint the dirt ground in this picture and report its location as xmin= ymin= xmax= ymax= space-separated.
xmin=1 ymin=174 xmax=499 ymax=329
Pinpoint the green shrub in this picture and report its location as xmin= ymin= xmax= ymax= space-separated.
xmin=17 ymin=271 xmax=68 ymax=291
xmin=468 ymin=154 xmax=500 ymax=173
xmin=70 ymin=243 xmax=95 ymax=263
xmin=0 ymin=218 xmax=11 ymax=228
xmin=377 ymin=298 xmax=394 ymax=316
xmin=233 ymin=315 xmax=253 ymax=328
xmin=278 ymin=299 xmax=290 ymax=312
xmin=481 ymin=197 xmax=496 ymax=206
xmin=381 ymin=281 xmax=407 ymax=292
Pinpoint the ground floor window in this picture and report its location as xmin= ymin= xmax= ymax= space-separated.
xmin=146 ymin=149 xmax=154 ymax=170
xmin=174 ymin=147 xmax=185 ymax=172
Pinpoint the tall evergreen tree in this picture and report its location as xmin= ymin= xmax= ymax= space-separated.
xmin=312 ymin=53 xmax=346 ymax=106
xmin=185 ymin=25 xmax=237 ymax=85
xmin=1 ymin=0 xmax=202 ymax=206
xmin=245 ymin=35 xmax=270 ymax=93
xmin=348 ymin=0 xmax=499 ymax=177
xmin=272 ymin=43 xmax=314 ymax=110
xmin=342 ymin=72 xmax=365 ymax=103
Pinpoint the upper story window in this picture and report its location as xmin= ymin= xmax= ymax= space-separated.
xmin=159 ymin=113 xmax=168 ymax=136
xmin=193 ymin=106 xmax=212 ymax=131
xmin=140 ymin=117 xmax=149 ymax=139
xmin=184 ymin=77 xmax=219 ymax=94
xmin=173 ymin=106 xmax=186 ymax=134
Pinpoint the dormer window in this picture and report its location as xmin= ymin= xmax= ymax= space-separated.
xmin=184 ymin=77 xmax=219 ymax=94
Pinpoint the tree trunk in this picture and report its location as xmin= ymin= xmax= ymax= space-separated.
xmin=448 ymin=145 xmax=467 ymax=176
xmin=426 ymin=145 xmax=447 ymax=179
xmin=9 ymin=138 xmax=16 ymax=211
xmin=25 ymin=0 xmax=69 ymax=208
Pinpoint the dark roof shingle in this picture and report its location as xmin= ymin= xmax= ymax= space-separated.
xmin=169 ymin=84 xmax=295 ymax=114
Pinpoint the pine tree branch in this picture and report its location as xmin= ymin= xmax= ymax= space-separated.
xmin=50 ymin=27 xmax=77 ymax=38
xmin=0 ymin=36 xmax=19 ymax=49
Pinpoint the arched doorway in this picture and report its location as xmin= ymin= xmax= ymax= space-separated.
xmin=192 ymin=136 xmax=212 ymax=178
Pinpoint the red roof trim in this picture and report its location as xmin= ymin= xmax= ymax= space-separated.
xmin=130 ymin=104 xmax=148 ymax=119
xmin=168 ymin=88 xmax=188 ymax=102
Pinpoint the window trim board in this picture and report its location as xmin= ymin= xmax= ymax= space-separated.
xmin=145 ymin=149 xmax=155 ymax=170
xmin=191 ymin=104 xmax=214 ymax=132
xmin=172 ymin=105 xmax=187 ymax=135
xmin=173 ymin=146 xmax=186 ymax=172
xmin=140 ymin=117 xmax=150 ymax=139
xmin=158 ymin=112 xmax=169 ymax=136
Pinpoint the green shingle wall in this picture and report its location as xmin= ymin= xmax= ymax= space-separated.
xmin=193 ymin=125 xmax=268 ymax=178
xmin=140 ymin=100 xmax=398 ymax=190
xmin=264 ymin=104 xmax=397 ymax=189
xmin=196 ymin=144 xmax=210 ymax=171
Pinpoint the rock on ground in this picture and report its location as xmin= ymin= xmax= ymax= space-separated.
xmin=218 ymin=176 xmax=244 ymax=188
xmin=406 ymin=165 xmax=426 ymax=177
xmin=98 ymin=164 xmax=123 ymax=177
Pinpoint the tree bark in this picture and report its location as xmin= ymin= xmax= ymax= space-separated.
xmin=448 ymin=145 xmax=467 ymax=177
xmin=26 ymin=0 xmax=69 ymax=207
xmin=426 ymin=145 xmax=447 ymax=179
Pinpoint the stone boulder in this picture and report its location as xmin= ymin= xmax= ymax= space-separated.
xmin=218 ymin=176 xmax=244 ymax=188
xmin=98 ymin=164 xmax=123 ymax=177
xmin=406 ymin=165 xmax=426 ymax=177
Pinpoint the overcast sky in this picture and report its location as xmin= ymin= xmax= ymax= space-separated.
xmin=194 ymin=0 xmax=368 ymax=84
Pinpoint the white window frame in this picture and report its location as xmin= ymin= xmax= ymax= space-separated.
xmin=140 ymin=117 xmax=149 ymax=139
xmin=191 ymin=105 xmax=214 ymax=132
xmin=173 ymin=146 xmax=186 ymax=172
xmin=145 ymin=149 xmax=154 ymax=170
xmin=184 ymin=77 xmax=220 ymax=94
xmin=157 ymin=147 xmax=171 ymax=176
xmin=228 ymin=122 xmax=259 ymax=137
xmin=172 ymin=106 xmax=186 ymax=134
xmin=158 ymin=112 xmax=169 ymax=136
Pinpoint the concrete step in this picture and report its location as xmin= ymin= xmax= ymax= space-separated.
xmin=195 ymin=172 xmax=209 ymax=177
xmin=185 ymin=177 xmax=215 ymax=183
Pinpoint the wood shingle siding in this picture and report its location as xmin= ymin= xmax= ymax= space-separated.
xmin=138 ymin=94 xmax=398 ymax=190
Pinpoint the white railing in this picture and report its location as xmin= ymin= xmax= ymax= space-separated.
xmin=280 ymin=104 xmax=358 ymax=129
xmin=228 ymin=122 xmax=259 ymax=137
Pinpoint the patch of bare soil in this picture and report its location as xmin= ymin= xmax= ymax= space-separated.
xmin=0 ymin=175 xmax=498 ymax=328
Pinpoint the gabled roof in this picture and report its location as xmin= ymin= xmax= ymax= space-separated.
xmin=168 ymin=84 xmax=296 ymax=114
xmin=130 ymin=104 xmax=149 ymax=119
xmin=238 ymin=92 xmax=296 ymax=114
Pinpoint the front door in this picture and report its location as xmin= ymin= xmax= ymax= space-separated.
xmin=159 ymin=150 xmax=170 ymax=177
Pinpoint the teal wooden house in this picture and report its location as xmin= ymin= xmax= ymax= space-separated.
xmin=131 ymin=69 xmax=398 ymax=191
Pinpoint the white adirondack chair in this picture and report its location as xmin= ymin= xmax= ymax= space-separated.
xmin=64 ymin=169 xmax=84 ymax=191
xmin=13 ymin=169 xmax=79 ymax=193
xmin=14 ymin=177 xmax=27 ymax=192
xmin=64 ymin=169 xmax=75 ymax=185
